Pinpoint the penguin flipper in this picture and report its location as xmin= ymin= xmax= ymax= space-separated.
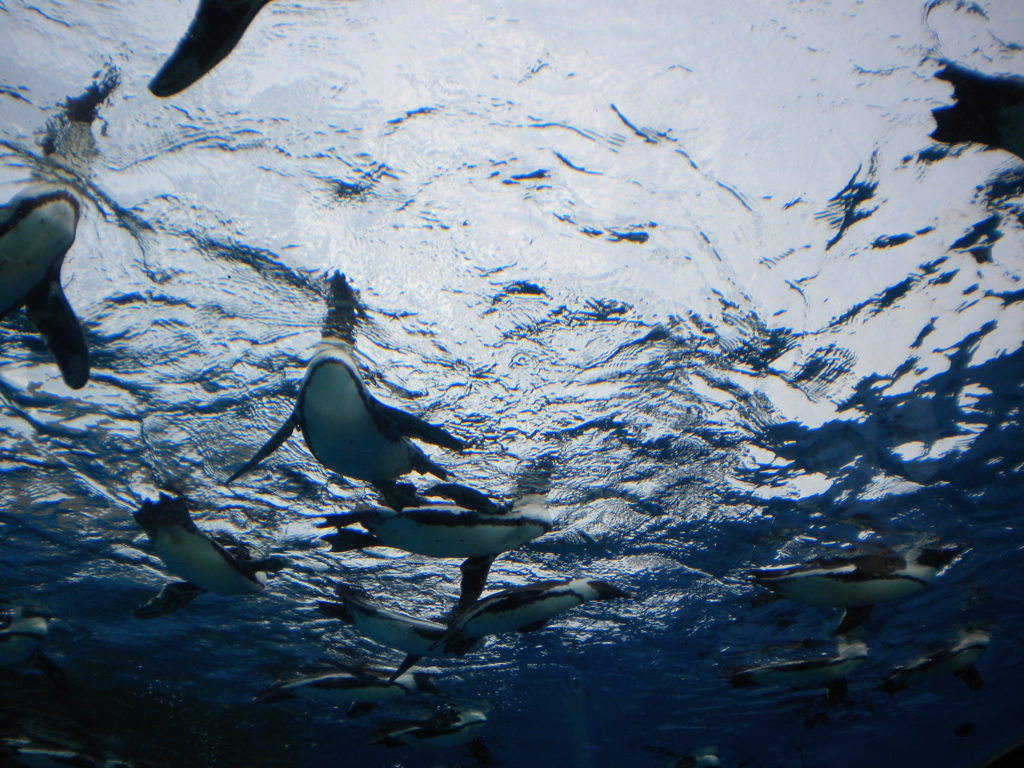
xmin=833 ymin=605 xmax=873 ymax=635
xmin=29 ymin=649 xmax=69 ymax=692
xmin=376 ymin=402 xmax=465 ymax=451
xmin=133 ymin=581 xmax=205 ymax=619
xmin=426 ymin=483 xmax=500 ymax=514
xmin=149 ymin=0 xmax=272 ymax=97
xmin=954 ymin=664 xmax=984 ymax=691
xmin=824 ymin=679 xmax=848 ymax=705
xmin=24 ymin=272 xmax=89 ymax=389
xmin=226 ymin=414 xmax=296 ymax=484
xmin=878 ymin=674 xmax=907 ymax=695
xmin=321 ymin=528 xmax=381 ymax=552
xmin=346 ymin=702 xmax=376 ymax=718
xmin=459 ymin=555 xmax=497 ymax=608
xmin=466 ymin=738 xmax=495 ymax=766
xmin=388 ymin=654 xmax=423 ymax=682
xmin=316 ymin=600 xmax=353 ymax=624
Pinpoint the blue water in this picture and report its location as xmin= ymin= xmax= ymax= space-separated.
xmin=1 ymin=1 xmax=1022 ymax=766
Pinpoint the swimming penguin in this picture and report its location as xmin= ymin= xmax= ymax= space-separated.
xmin=132 ymin=493 xmax=285 ymax=618
xmin=729 ymin=637 xmax=867 ymax=703
xmin=318 ymin=585 xmax=479 ymax=681
xmin=372 ymin=702 xmax=493 ymax=764
xmin=751 ymin=545 xmax=960 ymax=634
xmin=0 ymin=184 xmax=89 ymax=389
xmin=255 ymin=662 xmax=441 ymax=718
xmin=226 ymin=274 xmax=464 ymax=510
xmin=0 ymin=716 xmax=135 ymax=768
xmin=149 ymin=0 xmax=275 ymax=97
xmin=317 ymin=483 xmax=553 ymax=606
xmin=436 ymin=578 xmax=630 ymax=656
xmin=0 ymin=600 xmax=68 ymax=690
xmin=931 ymin=62 xmax=1024 ymax=160
xmin=879 ymin=628 xmax=990 ymax=694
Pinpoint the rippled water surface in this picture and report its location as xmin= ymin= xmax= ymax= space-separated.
xmin=2 ymin=1 xmax=1023 ymax=766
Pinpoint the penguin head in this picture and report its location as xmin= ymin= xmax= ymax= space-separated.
xmin=586 ymin=580 xmax=630 ymax=601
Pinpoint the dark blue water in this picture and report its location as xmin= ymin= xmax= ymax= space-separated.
xmin=1 ymin=1 xmax=1022 ymax=766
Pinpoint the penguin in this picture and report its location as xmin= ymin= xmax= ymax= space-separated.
xmin=149 ymin=0 xmax=275 ymax=97
xmin=0 ymin=600 xmax=68 ymax=690
xmin=729 ymin=637 xmax=867 ymax=703
xmin=751 ymin=545 xmax=960 ymax=634
xmin=0 ymin=184 xmax=89 ymax=389
xmin=436 ymin=578 xmax=630 ymax=656
xmin=132 ymin=493 xmax=284 ymax=618
xmin=931 ymin=62 xmax=1024 ymax=160
xmin=318 ymin=584 xmax=479 ymax=681
xmin=317 ymin=483 xmax=553 ymax=607
xmin=255 ymin=662 xmax=441 ymax=718
xmin=226 ymin=274 xmax=464 ymax=510
xmin=0 ymin=718 xmax=133 ymax=768
xmin=879 ymin=628 xmax=990 ymax=694
xmin=372 ymin=702 xmax=493 ymax=764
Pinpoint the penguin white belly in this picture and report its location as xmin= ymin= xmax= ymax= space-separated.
xmin=301 ymin=362 xmax=411 ymax=482
xmin=460 ymin=593 xmax=582 ymax=637
xmin=779 ymin=575 xmax=925 ymax=606
xmin=352 ymin=611 xmax=445 ymax=656
xmin=374 ymin=517 xmax=544 ymax=558
xmin=753 ymin=656 xmax=865 ymax=688
xmin=0 ymin=197 xmax=77 ymax=315
xmin=907 ymin=646 xmax=985 ymax=683
xmin=153 ymin=528 xmax=262 ymax=595
xmin=0 ymin=616 xmax=46 ymax=664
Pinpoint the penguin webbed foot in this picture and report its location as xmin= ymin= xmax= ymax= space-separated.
xmin=133 ymin=581 xmax=205 ymax=619
xmin=226 ymin=414 xmax=296 ymax=484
